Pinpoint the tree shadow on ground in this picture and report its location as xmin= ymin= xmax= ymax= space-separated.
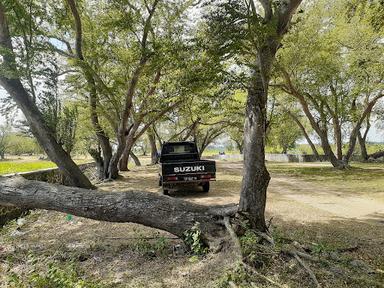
xmin=266 ymin=214 xmax=384 ymax=288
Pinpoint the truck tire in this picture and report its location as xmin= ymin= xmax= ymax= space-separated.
xmin=202 ymin=182 xmax=210 ymax=193
xmin=162 ymin=188 xmax=169 ymax=196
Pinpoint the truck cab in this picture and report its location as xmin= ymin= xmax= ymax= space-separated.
xmin=159 ymin=141 xmax=216 ymax=195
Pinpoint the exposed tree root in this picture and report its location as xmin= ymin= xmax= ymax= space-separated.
xmin=224 ymin=215 xmax=324 ymax=287
xmin=223 ymin=216 xmax=242 ymax=259
xmin=292 ymin=252 xmax=321 ymax=288
xmin=255 ymin=230 xmax=275 ymax=246
xmin=223 ymin=216 xmax=287 ymax=288
xmin=242 ymin=262 xmax=287 ymax=288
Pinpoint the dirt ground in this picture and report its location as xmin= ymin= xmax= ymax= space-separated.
xmin=1 ymin=160 xmax=384 ymax=287
xmin=98 ymin=161 xmax=384 ymax=224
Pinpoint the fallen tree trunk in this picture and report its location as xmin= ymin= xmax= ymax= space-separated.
xmin=0 ymin=176 xmax=237 ymax=245
xmin=369 ymin=150 xmax=384 ymax=160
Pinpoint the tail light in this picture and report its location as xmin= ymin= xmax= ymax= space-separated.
xmin=201 ymin=174 xmax=211 ymax=179
xmin=166 ymin=176 xmax=178 ymax=181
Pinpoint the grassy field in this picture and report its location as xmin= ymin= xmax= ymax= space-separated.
xmin=0 ymin=156 xmax=93 ymax=175
xmin=266 ymin=143 xmax=384 ymax=155
xmin=0 ymin=160 xmax=56 ymax=175
xmin=267 ymin=162 xmax=384 ymax=194
xmin=202 ymin=148 xmax=240 ymax=156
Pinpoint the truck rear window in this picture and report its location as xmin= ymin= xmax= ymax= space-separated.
xmin=163 ymin=144 xmax=196 ymax=154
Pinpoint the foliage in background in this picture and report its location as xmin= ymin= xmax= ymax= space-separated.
xmin=2 ymin=133 xmax=41 ymax=156
xmin=0 ymin=125 xmax=11 ymax=159
xmin=275 ymin=0 xmax=384 ymax=166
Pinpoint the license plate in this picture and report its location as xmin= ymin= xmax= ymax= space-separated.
xmin=184 ymin=177 xmax=197 ymax=181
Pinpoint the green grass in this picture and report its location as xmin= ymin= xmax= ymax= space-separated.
xmin=266 ymin=143 xmax=384 ymax=155
xmin=0 ymin=161 xmax=57 ymax=175
xmin=202 ymin=149 xmax=240 ymax=156
xmin=267 ymin=162 xmax=384 ymax=193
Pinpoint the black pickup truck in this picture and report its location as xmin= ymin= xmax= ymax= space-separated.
xmin=159 ymin=141 xmax=216 ymax=195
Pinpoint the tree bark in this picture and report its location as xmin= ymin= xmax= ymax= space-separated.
xmin=118 ymin=125 xmax=138 ymax=172
xmin=0 ymin=176 xmax=237 ymax=245
xmin=358 ymin=131 xmax=369 ymax=161
xmin=329 ymin=85 xmax=343 ymax=160
xmin=148 ymin=129 xmax=158 ymax=165
xmin=239 ymin=65 xmax=271 ymax=232
xmin=287 ymin=111 xmax=320 ymax=160
xmin=153 ymin=125 xmax=163 ymax=148
xmin=358 ymin=118 xmax=370 ymax=161
xmin=333 ymin=118 xmax=343 ymax=160
xmin=239 ymin=0 xmax=302 ymax=231
xmin=343 ymin=94 xmax=383 ymax=164
xmin=88 ymin=147 xmax=105 ymax=180
xmin=0 ymin=5 xmax=93 ymax=189
xmin=88 ymin=81 xmax=112 ymax=179
xmin=234 ymin=140 xmax=244 ymax=154
xmin=118 ymin=145 xmax=131 ymax=172
xmin=119 ymin=102 xmax=182 ymax=171
xmin=129 ymin=151 xmax=141 ymax=166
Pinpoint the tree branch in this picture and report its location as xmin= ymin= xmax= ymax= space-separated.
xmin=276 ymin=0 xmax=303 ymax=35
xmin=258 ymin=0 xmax=272 ymax=21
xmin=65 ymin=0 xmax=84 ymax=60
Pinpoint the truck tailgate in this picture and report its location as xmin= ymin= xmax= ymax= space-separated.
xmin=162 ymin=160 xmax=216 ymax=177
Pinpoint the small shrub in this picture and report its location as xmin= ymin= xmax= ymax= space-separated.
xmin=215 ymin=263 xmax=253 ymax=288
xmin=6 ymin=258 xmax=105 ymax=288
xmin=240 ymin=230 xmax=276 ymax=268
xmin=183 ymin=222 xmax=208 ymax=255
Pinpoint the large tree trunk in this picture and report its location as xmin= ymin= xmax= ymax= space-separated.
xmin=317 ymin=130 xmax=346 ymax=168
xmin=358 ymin=131 xmax=369 ymax=161
xmin=0 ymin=6 xmax=93 ymax=189
xmin=358 ymin=119 xmax=370 ymax=162
xmin=119 ymin=139 xmax=134 ymax=171
xmin=148 ymin=129 xmax=158 ymax=165
xmin=234 ymin=140 xmax=244 ymax=154
xmin=88 ymin=80 xmax=112 ymax=179
xmin=119 ymin=123 xmax=140 ymax=171
xmin=88 ymin=147 xmax=105 ymax=180
xmin=239 ymin=0 xmax=302 ymax=231
xmin=333 ymin=118 xmax=343 ymax=160
xmin=0 ymin=176 xmax=237 ymax=246
xmin=239 ymin=64 xmax=271 ymax=232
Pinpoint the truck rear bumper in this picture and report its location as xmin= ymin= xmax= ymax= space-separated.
xmin=163 ymin=178 xmax=215 ymax=185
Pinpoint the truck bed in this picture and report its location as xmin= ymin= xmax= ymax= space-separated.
xmin=161 ymin=159 xmax=216 ymax=184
